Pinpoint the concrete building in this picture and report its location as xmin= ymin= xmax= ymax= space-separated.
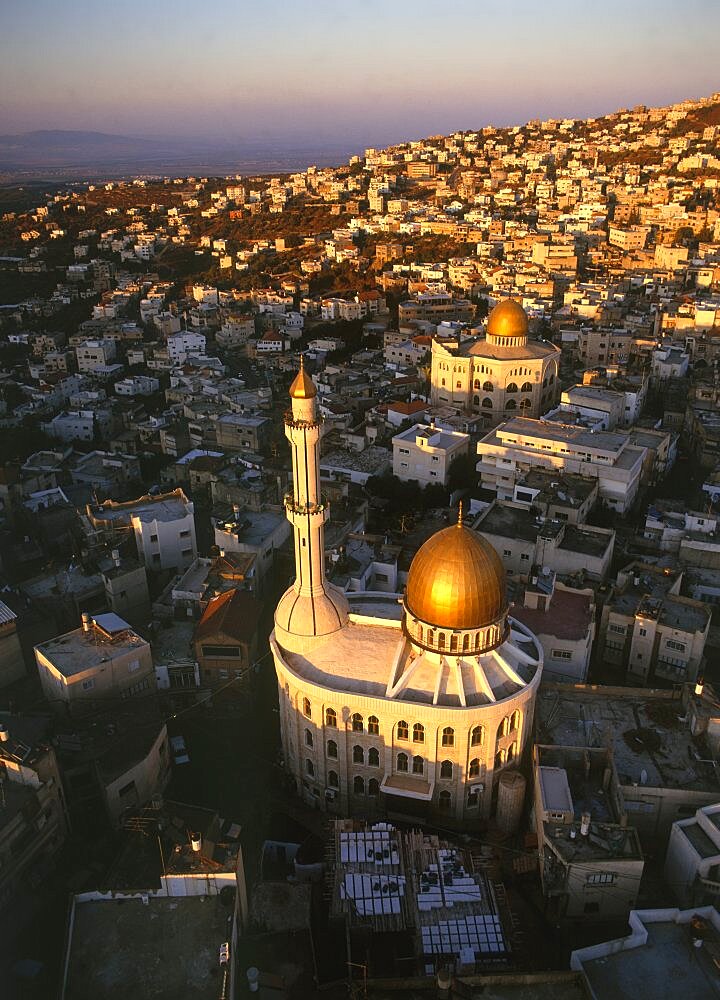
xmin=558 ymin=384 xmax=626 ymax=430
xmin=477 ymin=417 xmax=646 ymax=514
xmin=571 ymin=907 xmax=720 ymax=1000
xmin=392 ymin=422 xmax=470 ymax=487
xmin=76 ymin=338 xmax=117 ymax=373
xmin=100 ymin=554 xmax=151 ymax=626
xmin=215 ymin=413 xmax=271 ymax=454
xmin=213 ymin=508 xmax=290 ymax=596
xmin=598 ymin=562 xmax=711 ymax=686
xmin=166 ymin=330 xmax=206 ymax=363
xmin=664 ymin=802 xmax=720 ymax=908
xmin=534 ymin=745 xmax=644 ymax=921
xmin=34 ymin=612 xmax=155 ymax=714
xmin=537 ymin=684 xmax=720 ymax=849
xmin=271 ymin=361 xmax=543 ymax=825
xmin=475 ymin=502 xmax=614 ymax=582
xmin=510 ymin=573 xmax=595 ymax=683
xmin=0 ymin=713 xmax=68 ymax=909
xmin=87 ymin=489 xmax=197 ymax=572
xmin=0 ymin=600 xmax=26 ymax=688
xmin=193 ymin=589 xmax=263 ymax=698
xmin=431 ymin=300 xmax=560 ymax=425
xmin=510 ymin=470 xmax=599 ymax=525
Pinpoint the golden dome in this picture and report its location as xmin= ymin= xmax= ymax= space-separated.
xmin=405 ymin=519 xmax=507 ymax=630
xmin=289 ymin=356 xmax=317 ymax=399
xmin=487 ymin=299 xmax=529 ymax=340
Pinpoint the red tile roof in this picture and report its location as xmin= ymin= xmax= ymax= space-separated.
xmin=194 ymin=589 xmax=263 ymax=644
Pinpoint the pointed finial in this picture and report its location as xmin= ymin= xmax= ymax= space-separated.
xmin=457 ymin=501 xmax=464 ymax=527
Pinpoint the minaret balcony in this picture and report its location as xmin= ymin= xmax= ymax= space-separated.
xmin=284 ymin=492 xmax=329 ymax=516
xmin=284 ymin=410 xmax=322 ymax=430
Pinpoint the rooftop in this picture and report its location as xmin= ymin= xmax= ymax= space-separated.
xmin=88 ymin=489 xmax=191 ymax=526
xmin=537 ymin=686 xmax=720 ymax=794
xmin=35 ymin=615 xmax=148 ymax=678
xmin=62 ymin=895 xmax=232 ymax=1000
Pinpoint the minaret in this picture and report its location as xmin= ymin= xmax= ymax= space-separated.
xmin=274 ymin=357 xmax=349 ymax=653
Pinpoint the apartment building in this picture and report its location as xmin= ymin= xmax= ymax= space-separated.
xmin=75 ymin=338 xmax=117 ymax=373
xmin=0 ymin=713 xmax=68 ymax=908
xmin=477 ymin=417 xmax=646 ymax=514
xmin=86 ymin=489 xmax=197 ymax=572
xmin=664 ymin=802 xmax=720 ymax=908
xmin=392 ymin=423 xmax=470 ymax=487
xmin=475 ymin=502 xmax=614 ymax=581
xmin=193 ymin=589 xmax=263 ymax=698
xmin=215 ymin=413 xmax=271 ymax=453
xmin=533 ymin=745 xmax=644 ymax=922
xmin=598 ymin=562 xmax=711 ymax=686
xmin=166 ymin=330 xmax=206 ymax=363
xmin=35 ymin=612 xmax=155 ymax=714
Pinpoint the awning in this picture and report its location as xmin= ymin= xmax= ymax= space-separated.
xmin=380 ymin=774 xmax=435 ymax=802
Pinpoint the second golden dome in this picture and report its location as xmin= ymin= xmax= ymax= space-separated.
xmin=486 ymin=298 xmax=529 ymax=340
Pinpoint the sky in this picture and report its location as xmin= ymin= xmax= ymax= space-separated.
xmin=1 ymin=0 xmax=718 ymax=150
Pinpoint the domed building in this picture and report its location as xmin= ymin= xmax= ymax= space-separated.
xmin=430 ymin=298 xmax=560 ymax=426
xmin=271 ymin=362 xmax=543 ymax=824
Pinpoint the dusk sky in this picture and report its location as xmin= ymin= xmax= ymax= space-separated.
xmin=1 ymin=0 xmax=717 ymax=149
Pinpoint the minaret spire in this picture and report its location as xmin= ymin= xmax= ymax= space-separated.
xmin=274 ymin=358 xmax=349 ymax=652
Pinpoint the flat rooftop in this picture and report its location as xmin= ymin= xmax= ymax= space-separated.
xmin=63 ymin=895 xmax=231 ymax=1000
xmin=89 ymin=491 xmax=190 ymax=525
xmin=537 ymin=687 xmax=719 ymax=794
xmin=35 ymin=618 xmax=148 ymax=677
xmin=579 ymin=918 xmax=720 ymax=999
xmin=493 ymin=417 xmax=628 ymax=453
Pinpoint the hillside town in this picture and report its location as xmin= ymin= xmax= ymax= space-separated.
xmin=2 ymin=92 xmax=720 ymax=998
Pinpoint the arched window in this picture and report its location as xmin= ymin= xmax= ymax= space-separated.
xmin=510 ymin=710 xmax=521 ymax=732
xmin=442 ymin=727 xmax=455 ymax=747
xmin=353 ymin=776 xmax=365 ymax=795
xmin=519 ymin=398 xmax=531 ymax=411
xmin=305 ymin=758 xmax=314 ymax=776
xmin=469 ymin=758 xmax=480 ymax=777
xmin=304 ymin=729 xmax=313 ymax=747
xmin=473 ymin=395 xmax=480 ymax=406
xmin=368 ymin=716 xmax=379 ymax=736
xmin=440 ymin=760 xmax=453 ymax=779
xmin=495 ymin=749 xmax=506 ymax=769
xmin=413 ymin=723 xmax=425 ymax=744
xmin=328 ymin=769 xmax=339 ymax=788
xmin=549 ymin=372 xmax=555 ymax=383
xmin=506 ymin=399 xmax=517 ymax=410
xmin=450 ymin=633 xmax=458 ymax=652
xmin=397 ymin=752 xmax=409 ymax=773
xmin=474 ymin=378 xmax=481 ymax=389
xmin=482 ymin=397 xmax=493 ymax=408
xmin=397 ymin=720 xmax=409 ymax=740
xmin=471 ymin=725 xmax=483 ymax=746
xmin=418 ymin=624 xmax=424 ymax=643
xmin=441 ymin=378 xmax=446 ymax=387
xmin=325 ymin=707 xmax=337 ymax=727
xmin=351 ymin=713 xmax=363 ymax=732
xmin=439 ymin=790 xmax=451 ymax=811
xmin=413 ymin=755 xmax=424 ymax=775
xmin=368 ymin=747 xmax=380 ymax=767
xmin=462 ymin=633 xmax=470 ymax=651
xmin=303 ymin=697 xmax=311 ymax=718
xmin=483 ymin=381 xmax=493 ymax=392
xmin=506 ymin=382 xmax=518 ymax=393
xmin=427 ymin=629 xmax=434 ymax=645
xmin=368 ymin=778 xmax=379 ymax=796
xmin=353 ymin=745 xmax=364 ymax=764
xmin=327 ymin=739 xmax=338 ymax=759
xmin=520 ymin=381 xmax=532 ymax=393
xmin=438 ymin=633 xmax=446 ymax=650
xmin=507 ymin=742 xmax=517 ymax=762
xmin=498 ymin=717 xmax=509 ymax=739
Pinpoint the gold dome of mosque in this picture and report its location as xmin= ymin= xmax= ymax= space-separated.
xmin=405 ymin=516 xmax=507 ymax=631
xmin=486 ymin=298 xmax=529 ymax=340
xmin=288 ymin=356 xmax=317 ymax=399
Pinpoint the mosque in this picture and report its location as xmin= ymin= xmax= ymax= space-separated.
xmin=430 ymin=298 xmax=560 ymax=425
xmin=270 ymin=357 xmax=543 ymax=824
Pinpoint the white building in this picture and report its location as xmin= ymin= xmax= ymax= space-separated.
xmin=664 ymin=802 xmax=720 ymax=908
xmin=477 ymin=417 xmax=647 ymax=514
xmin=76 ymin=338 xmax=117 ymax=373
xmin=114 ymin=375 xmax=160 ymax=397
xmin=166 ymin=330 xmax=206 ymax=363
xmin=392 ymin=423 xmax=470 ymax=487
xmin=86 ymin=489 xmax=197 ymax=572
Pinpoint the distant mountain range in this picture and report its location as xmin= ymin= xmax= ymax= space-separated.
xmin=0 ymin=129 xmax=356 ymax=179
